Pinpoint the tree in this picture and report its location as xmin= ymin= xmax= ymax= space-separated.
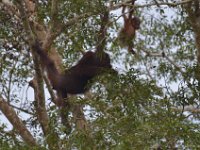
xmin=0 ymin=0 xmax=200 ymax=149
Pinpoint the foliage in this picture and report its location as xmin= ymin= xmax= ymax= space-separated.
xmin=1 ymin=0 xmax=200 ymax=149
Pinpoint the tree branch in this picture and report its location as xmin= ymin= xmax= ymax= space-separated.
xmin=8 ymin=104 xmax=34 ymax=115
xmin=109 ymin=0 xmax=194 ymax=10
xmin=172 ymin=105 xmax=200 ymax=113
xmin=183 ymin=0 xmax=200 ymax=64
xmin=142 ymin=50 xmax=185 ymax=74
xmin=43 ymin=75 xmax=57 ymax=105
xmin=0 ymin=96 xmax=37 ymax=146
xmin=15 ymin=0 xmax=35 ymax=43
xmin=50 ymin=0 xmax=59 ymax=30
xmin=14 ymin=2 xmax=60 ymax=148
xmin=29 ymin=54 xmax=60 ymax=149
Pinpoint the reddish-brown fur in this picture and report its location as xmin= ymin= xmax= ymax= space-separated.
xmin=118 ymin=2 xmax=140 ymax=54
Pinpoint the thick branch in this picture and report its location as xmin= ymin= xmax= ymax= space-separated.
xmin=96 ymin=11 xmax=109 ymax=52
xmin=42 ymin=0 xmax=60 ymax=52
xmin=30 ymin=52 xmax=60 ymax=149
xmin=72 ymin=104 xmax=88 ymax=130
xmin=31 ymin=54 xmax=49 ymax=136
xmin=0 ymin=96 xmax=37 ymax=146
xmin=15 ymin=2 xmax=59 ymax=148
xmin=50 ymin=0 xmax=59 ymax=30
xmin=15 ymin=0 xmax=35 ymax=43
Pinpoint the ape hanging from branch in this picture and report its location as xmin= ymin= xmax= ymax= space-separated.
xmin=32 ymin=12 xmax=115 ymax=100
xmin=31 ymin=11 xmax=116 ymax=131
xmin=118 ymin=0 xmax=140 ymax=54
xmin=32 ymin=41 xmax=115 ymax=99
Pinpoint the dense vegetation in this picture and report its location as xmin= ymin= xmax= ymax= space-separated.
xmin=0 ymin=0 xmax=200 ymax=149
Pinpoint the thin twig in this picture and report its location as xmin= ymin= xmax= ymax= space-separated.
xmin=110 ymin=0 xmax=194 ymax=10
xmin=172 ymin=105 xmax=200 ymax=113
xmin=8 ymin=103 xmax=34 ymax=115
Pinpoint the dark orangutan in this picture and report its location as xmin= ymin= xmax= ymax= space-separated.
xmin=32 ymin=42 xmax=115 ymax=98
xmin=31 ymin=11 xmax=116 ymax=133
xmin=118 ymin=0 xmax=140 ymax=54
xmin=32 ymin=11 xmax=115 ymax=100
xmin=32 ymin=38 xmax=116 ymax=133
xmin=32 ymin=41 xmax=116 ymax=133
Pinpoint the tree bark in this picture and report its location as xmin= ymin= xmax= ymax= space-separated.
xmin=0 ymin=96 xmax=37 ymax=146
